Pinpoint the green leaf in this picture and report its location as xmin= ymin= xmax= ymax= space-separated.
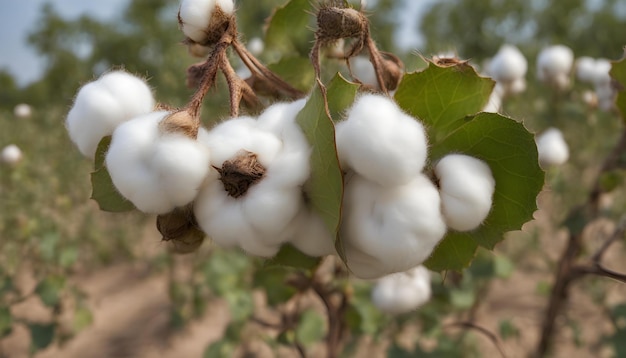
xmin=204 ymin=339 xmax=235 ymax=358
xmin=268 ymin=56 xmax=315 ymax=92
xmin=610 ymin=50 xmax=626 ymax=122
xmin=0 ymin=307 xmax=12 ymax=338
xmin=430 ymin=112 xmax=544 ymax=250
xmin=264 ymin=244 xmax=320 ymax=270
xmin=499 ymin=319 xmax=520 ymax=340
xmin=73 ymin=306 xmax=93 ymax=333
xmin=494 ymin=255 xmax=515 ymax=279
xmin=295 ymin=309 xmax=326 ymax=348
xmin=90 ymin=136 xmax=135 ymax=212
xmin=29 ymin=323 xmax=55 ymax=351
xmin=253 ymin=266 xmax=298 ymax=306
xmin=394 ymin=62 xmax=494 ymax=143
xmin=424 ymin=233 xmax=478 ymax=271
xmin=296 ymin=74 xmax=359 ymax=262
xmin=224 ymin=289 xmax=254 ymax=322
xmin=35 ymin=275 xmax=65 ymax=307
xmin=264 ymin=0 xmax=314 ymax=57
xmin=59 ymin=246 xmax=79 ymax=268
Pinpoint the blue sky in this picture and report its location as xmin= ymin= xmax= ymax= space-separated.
xmin=0 ymin=0 xmax=432 ymax=87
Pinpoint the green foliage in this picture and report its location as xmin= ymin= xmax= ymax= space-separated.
xmin=90 ymin=136 xmax=136 ymax=212
xmin=29 ymin=323 xmax=56 ymax=351
xmin=35 ymin=275 xmax=66 ymax=307
xmin=295 ymin=309 xmax=326 ymax=348
xmin=296 ymin=74 xmax=359 ymax=261
xmin=611 ymin=51 xmax=626 ymax=122
xmin=264 ymin=244 xmax=320 ymax=270
xmin=264 ymin=0 xmax=314 ymax=58
xmin=0 ymin=307 xmax=12 ymax=338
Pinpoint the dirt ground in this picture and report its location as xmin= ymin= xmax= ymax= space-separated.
xmin=1 ymin=192 xmax=625 ymax=358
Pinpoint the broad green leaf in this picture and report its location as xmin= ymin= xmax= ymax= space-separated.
xmin=253 ymin=266 xmax=298 ymax=306
xmin=264 ymin=0 xmax=313 ymax=57
xmin=295 ymin=309 xmax=326 ymax=348
xmin=494 ymin=255 xmax=515 ymax=279
xmin=431 ymin=112 xmax=544 ymax=250
xmin=264 ymin=244 xmax=320 ymax=270
xmin=29 ymin=323 xmax=55 ymax=351
xmin=201 ymin=249 xmax=251 ymax=295
xmin=268 ymin=56 xmax=315 ymax=92
xmin=296 ymin=74 xmax=359 ymax=262
xmin=424 ymin=233 xmax=478 ymax=271
xmin=394 ymin=62 xmax=494 ymax=143
xmin=73 ymin=306 xmax=93 ymax=333
xmin=224 ymin=289 xmax=254 ymax=322
xmin=90 ymin=136 xmax=135 ymax=212
xmin=35 ymin=275 xmax=65 ymax=307
xmin=610 ymin=50 xmax=626 ymax=122
xmin=0 ymin=307 xmax=12 ymax=338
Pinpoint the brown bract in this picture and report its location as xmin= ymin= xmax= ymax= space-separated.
xmin=157 ymin=206 xmax=205 ymax=254
xmin=316 ymin=6 xmax=367 ymax=43
xmin=159 ymin=110 xmax=200 ymax=139
xmin=215 ymin=150 xmax=266 ymax=198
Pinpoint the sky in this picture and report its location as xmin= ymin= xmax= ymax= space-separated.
xmin=0 ymin=0 xmax=433 ymax=88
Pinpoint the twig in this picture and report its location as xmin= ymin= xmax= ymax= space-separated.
xmin=446 ymin=321 xmax=508 ymax=358
xmin=591 ymin=215 xmax=626 ymax=263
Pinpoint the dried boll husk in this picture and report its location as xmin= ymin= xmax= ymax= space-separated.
xmin=157 ymin=206 xmax=205 ymax=254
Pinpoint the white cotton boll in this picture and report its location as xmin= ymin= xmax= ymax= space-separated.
xmin=336 ymin=94 xmax=428 ymax=187
xmin=287 ymin=207 xmax=337 ymax=257
xmin=66 ymin=70 xmax=155 ymax=159
xmin=106 ymin=111 xmax=211 ymax=214
xmin=591 ymin=58 xmax=612 ymax=86
xmin=435 ymin=154 xmax=495 ymax=232
xmin=349 ymin=56 xmax=377 ymax=88
xmin=1 ymin=144 xmax=23 ymax=165
xmin=342 ymin=174 xmax=447 ymax=279
xmin=179 ymin=0 xmax=234 ymax=43
xmin=576 ymin=56 xmax=597 ymax=83
xmin=483 ymin=84 xmax=503 ymax=113
xmin=488 ymin=45 xmax=527 ymax=83
xmin=247 ymin=37 xmax=265 ymax=56
xmin=536 ymin=127 xmax=569 ymax=168
xmin=371 ymin=265 xmax=432 ymax=315
xmin=507 ymin=77 xmax=526 ymax=95
xmin=536 ymin=45 xmax=574 ymax=86
xmin=13 ymin=104 xmax=32 ymax=119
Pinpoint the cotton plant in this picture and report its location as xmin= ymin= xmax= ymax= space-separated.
xmin=536 ymin=127 xmax=569 ymax=168
xmin=536 ymin=45 xmax=574 ymax=91
xmin=576 ymin=56 xmax=616 ymax=111
xmin=1 ymin=144 xmax=23 ymax=165
xmin=371 ymin=265 xmax=432 ymax=315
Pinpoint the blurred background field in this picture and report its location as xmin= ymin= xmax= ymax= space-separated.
xmin=1 ymin=0 xmax=626 ymax=357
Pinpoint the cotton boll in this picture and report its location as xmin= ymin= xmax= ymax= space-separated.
xmin=575 ymin=56 xmax=597 ymax=83
xmin=13 ymin=104 xmax=32 ymax=119
xmin=488 ymin=45 xmax=527 ymax=83
xmin=336 ymin=94 xmax=428 ymax=187
xmin=507 ymin=77 xmax=527 ymax=95
xmin=106 ymin=111 xmax=211 ymax=214
xmin=591 ymin=58 xmax=612 ymax=86
xmin=349 ymin=56 xmax=377 ymax=88
xmin=342 ymin=174 xmax=446 ymax=279
xmin=247 ymin=37 xmax=265 ymax=56
xmin=483 ymin=84 xmax=503 ymax=113
xmin=371 ymin=266 xmax=432 ymax=314
xmin=179 ymin=0 xmax=234 ymax=44
xmin=287 ymin=207 xmax=337 ymax=257
xmin=435 ymin=154 xmax=495 ymax=232
xmin=1 ymin=144 xmax=23 ymax=165
xmin=536 ymin=45 xmax=574 ymax=87
xmin=536 ymin=128 xmax=569 ymax=168
xmin=66 ymin=70 xmax=155 ymax=159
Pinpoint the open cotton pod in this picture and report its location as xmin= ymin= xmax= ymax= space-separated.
xmin=106 ymin=110 xmax=211 ymax=214
xmin=536 ymin=45 xmax=574 ymax=90
xmin=488 ymin=45 xmax=527 ymax=85
xmin=434 ymin=154 xmax=495 ymax=232
xmin=335 ymin=94 xmax=428 ymax=187
xmin=66 ymin=70 xmax=155 ymax=159
xmin=194 ymin=106 xmax=312 ymax=257
xmin=341 ymin=174 xmax=446 ymax=279
xmin=178 ymin=0 xmax=235 ymax=45
xmin=371 ymin=265 xmax=432 ymax=315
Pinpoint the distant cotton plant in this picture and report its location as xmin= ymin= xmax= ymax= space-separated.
xmin=247 ymin=37 xmax=264 ymax=56
xmin=13 ymin=103 xmax=32 ymax=119
xmin=487 ymin=45 xmax=527 ymax=96
xmin=536 ymin=127 xmax=569 ymax=168
xmin=1 ymin=144 xmax=23 ymax=165
xmin=537 ymin=45 xmax=574 ymax=90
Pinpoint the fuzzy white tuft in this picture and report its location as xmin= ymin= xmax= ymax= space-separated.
xmin=179 ymin=0 xmax=235 ymax=43
xmin=342 ymin=174 xmax=446 ymax=279
xmin=106 ymin=111 xmax=211 ymax=214
xmin=1 ymin=144 xmax=23 ymax=165
xmin=371 ymin=265 xmax=432 ymax=314
xmin=13 ymin=104 xmax=32 ymax=119
xmin=536 ymin=127 xmax=569 ymax=168
xmin=66 ymin=70 xmax=155 ymax=159
xmin=536 ymin=45 xmax=574 ymax=89
xmin=287 ymin=207 xmax=337 ymax=257
xmin=335 ymin=94 xmax=428 ymax=187
xmin=483 ymin=84 xmax=504 ymax=113
xmin=488 ymin=45 xmax=527 ymax=84
xmin=435 ymin=154 xmax=495 ymax=232
xmin=247 ymin=37 xmax=265 ymax=56
xmin=195 ymin=111 xmax=312 ymax=257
